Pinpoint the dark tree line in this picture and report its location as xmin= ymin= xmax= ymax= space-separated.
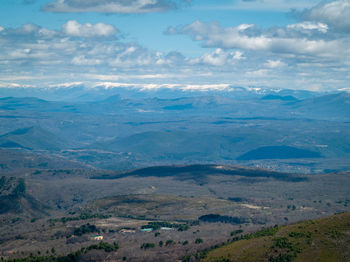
xmin=198 ymin=214 xmax=248 ymax=224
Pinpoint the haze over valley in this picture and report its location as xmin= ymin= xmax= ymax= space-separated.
xmin=1 ymin=86 xmax=350 ymax=173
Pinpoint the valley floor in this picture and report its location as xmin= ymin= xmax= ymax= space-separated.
xmin=1 ymin=165 xmax=350 ymax=261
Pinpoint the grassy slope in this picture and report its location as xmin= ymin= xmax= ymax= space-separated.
xmin=87 ymin=194 xmax=239 ymax=221
xmin=202 ymin=212 xmax=350 ymax=262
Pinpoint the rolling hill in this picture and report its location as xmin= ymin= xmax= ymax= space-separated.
xmin=0 ymin=148 xmax=87 ymax=171
xmin=0 ymin=126 xmax=66 ymax=151
xmin=237 ymin=146 xmax=322 ymax=160
xmin=91 ymin=164 xmax=306 ymax=182
xmin=292 ymin=92 xmax=350 ymax=120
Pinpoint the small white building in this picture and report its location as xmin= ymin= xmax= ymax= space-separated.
xmin=89 ymin=235 xmax=103 ymax=241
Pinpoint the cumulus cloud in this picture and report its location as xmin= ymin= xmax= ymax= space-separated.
xmin=287 ymin=22 xmax=328 ymax=33
xmin=245 ymin=69 xmax=269 ymax=77
xmin=0 ymin=20 xmax=221 ymax=92
xmin=71 ymin=55 xmax=103 ymax=65
xmin=0 ymin=23 xmax=58 ymax=40
xmin=264 ymin=59 xmax=287 ymax=69
xmin=211 ymin=0 xmax=320 ymax=11
xmin=156 ymin=51 xmax=186 ymax=65
xmin=62 ymin=20 xmax=117 ymax=38
xmin=0 ymin=14 xmax=349 ymax=92
xmin=302 ymin=0 xmax=350 ymax=33
xmin=169 ymin=20 xmax=349 ymax=59
xmin=164 ymin=1 xmax=350 ymax=90
xmin=42 ymin=0 xmax=191 ymax=14
xmin=190 ymin=48 xmax=244 ymax=66
xmin=0 ymin=22 xmax=165 ymax=73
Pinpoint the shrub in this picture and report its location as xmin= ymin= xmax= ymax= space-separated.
xmin=141 ymin=243 xmax=155 ymax=249
xmin=195 ymin=238 xmax=203 ymax=244
xmin=166 ymin=240 xmax=175 ymax=246
xmin=73 ymin=223 xmax=99 ymax=236
xmin=231 ymin=229 xmax=243 ymax=236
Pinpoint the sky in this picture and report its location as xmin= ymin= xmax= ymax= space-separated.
xmin=0 ymin=0 xmax=349 ymax=92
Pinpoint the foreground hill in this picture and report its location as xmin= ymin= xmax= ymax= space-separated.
xmin=0 ymin=162 xmax=349 ymax=261
xmin=200 ymin=212 xmax=350 ymax=262
xmin=0 ymin=176 xmax=49 ymax=218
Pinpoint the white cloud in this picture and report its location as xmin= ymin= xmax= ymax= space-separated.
xmin=0 ymin=22 xmax=171 ymax=72
xmin=287 ymin=22 xmax=328 ymax=33
xmin=264 ymin=59 xmax=287 ymax=68
xmin=237 ymin=24 xmax=254 ymax=31
xmin=190 ymin=48 xmax=244 ymax=66
xmin=181 ymin=83 xmax=231 ymax=91
xmin=62 ymin=20 xmax=117 ymax=38
xmin=165 ymin=9 xmax=350 ymax=90
xmin=21 ymin=23 xmax=40 ymax=34
xmin=245 ymin=69 xmax=269 ymax=77
xmin=0 ymin=83 xmax=34 ymax=88
xmin=303 ymin=0 xmax=350 ymax=33
xmin=173 ymin=20 xmax=349 ymax=59
xmin=93 ymin=82 xmax=231 ymax=91
xmin=48 ymin=82 xmax=84 ymax=88
xmin=200 ymin=0 xmax=320 ymax=12
xmin=71 ymin=55 xmax=102 ymax=65
xmin=0 ymin=22 xmax=185 ymax=88
xmin=43 ymin=0 xmax=190 ymax=14
xmin=1 ymin=16 xmax=349 ymax=92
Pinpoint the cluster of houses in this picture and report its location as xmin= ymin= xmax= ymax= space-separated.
xmin=88 ymin=226 xmax=174 ymax=240
xmin=89 ymin=227 xmax=174 ymax=240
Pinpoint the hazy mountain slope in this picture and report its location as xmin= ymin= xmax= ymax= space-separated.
xmin=89 ymin=129 xmax=285 ymax=163
xmin=292 ymin=92 xmax=350 ymax=120
xmin=90 ymin=131 xmax=243 ymax=160
xmin=0 ymin=97 xmax=49 ymax=110
xmin=0 ymin=148 xmax=87 ymax=171
xmin=0 ymin=96 xmax=80 ymax=113
xmin=0 ymin=91 xmax=349 ymax=173
xmin=237 ymin=146 xmax=322 ymax=160
xmin=0 ymin=126 xmax=66 ymax=151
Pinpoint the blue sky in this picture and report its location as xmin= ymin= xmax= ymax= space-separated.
xmin=0 ymin=0 xmax=349 ymax=92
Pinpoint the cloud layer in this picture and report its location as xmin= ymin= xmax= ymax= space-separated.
xmin=1 ymin=0 xmax=349 ymax=92
xmin=168 ymin=20 xmax=349 ymax=61
xmin=42 ymin=0 xmax=190 ymax=13
xmin=62 ymin=20 xmax=117 ymax=38
xmin=302 ymin=0 xmax=350 ymax=33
